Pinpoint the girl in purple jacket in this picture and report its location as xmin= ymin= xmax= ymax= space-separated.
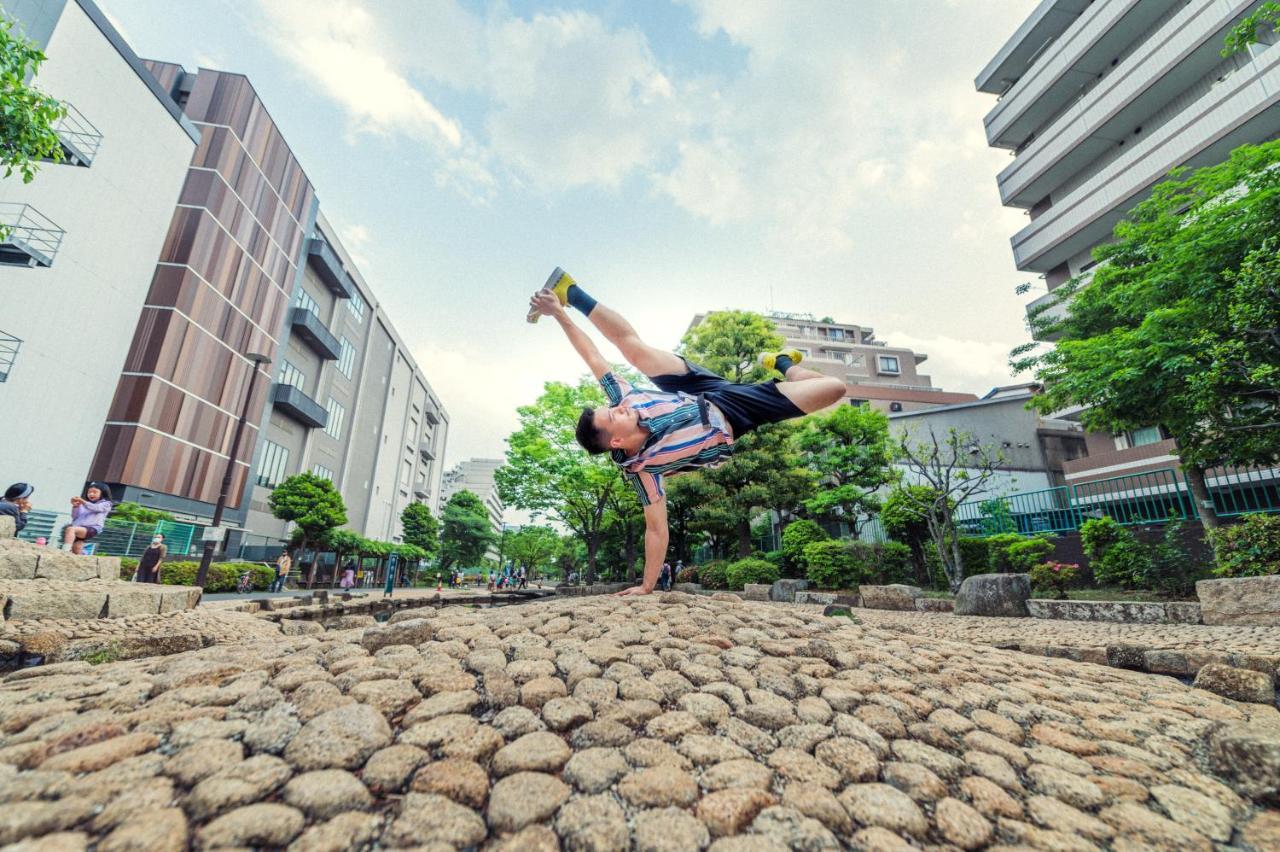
xmin=63 ymin=482 xmax=112 ymax=554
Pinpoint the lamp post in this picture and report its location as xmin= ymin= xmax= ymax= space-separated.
xmin=196 ymin=351 xmax=271 ymax=589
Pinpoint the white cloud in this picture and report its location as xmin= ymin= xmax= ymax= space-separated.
xmin=883 ymin=331 xmax=1020 ymax=397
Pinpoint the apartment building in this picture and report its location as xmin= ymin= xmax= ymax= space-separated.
xmin=239 ymin=209 xmax=449 ymax=550
xmin=440 ymin=458 xmax=506 ymax=538
xmin=977 ymin=0 xmax=1280 ymax=498
xmin=688 ymin=312 xmax=978 ymax=414
xmin=0 ymin=0 xmax=199 ymax=505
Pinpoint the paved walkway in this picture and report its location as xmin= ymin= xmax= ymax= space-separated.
xmin=3 ymin=592 xmax=1279 ymax=850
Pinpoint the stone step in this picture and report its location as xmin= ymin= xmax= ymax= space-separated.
xmin=0 ymin=538 xmax=120 ymax=582
xmin=0 ymin=579 xmax=201 ymax=621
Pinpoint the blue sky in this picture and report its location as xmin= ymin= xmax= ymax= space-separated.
xmin=99 ymin=0 xmax=1038 ymax=466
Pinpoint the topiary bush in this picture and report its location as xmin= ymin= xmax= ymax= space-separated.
xmin=782 ymin=520 xmax=828 ymax=575
xmin=763 ymin=549 xmax=783 ymax=568
xmin=985 ymin=533 xmax=1026 ymax=573
xmin=1030 ymin=561 xmax=1079 ymax=599
xmin=157 ymin=560 xmax=273 ymax=591
xmin=698 ymin=560 xmax=730 ymax=590
xmin=802 ymin=540 xmax=874 ymax=590
xmin=1210 ymin=513 xmax=1280 ymax=578
xmin=726 ymin=558 xmax=780 ymax=590
xmin=675 ymin=566 xmax=699 ymax=584
xmin=1006 ymin=537 xmax=1055 ymax=573
xmin=957 ymin=537 xmax=990 ymax=575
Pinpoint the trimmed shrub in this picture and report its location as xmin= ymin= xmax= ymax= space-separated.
xmin=877 ymin=541 xmax=914 ymax=584
xmin=157 ymin=560 xmax=274 ymax=591
xmin=763 ymin=549 xmax=783 ymax=568
xmin=1006 ymin=537 xmax=1055 ymax=573
xmin=698 ymin=560 xmax=730 ymax=590
xmin=1030 ymin=561 xmax=1079 ymax=599
xmin=1080 ymin=517 xmax=1127 ymax=564
xmin=782 ymin=520 xmax=828 ymax=574
xmin=803 ymin=540 xmax=857 ymax=590
xmin=985 ymin=533 xmax=1026 ymax=573
xmin=675 ymin=566 xmax=699 ymax=584
xmin=1211 ymin=513 xmax=1280 ymax=578
xmin=119 ymin=557 xmax=138 ymax=580
xmin=727 ymin=558 xmax=780 ymax=590
xmin=957 ymin=538 xmax=990 ymax=575
xmin=1092 ymin=537 xmax=1152 ymax=588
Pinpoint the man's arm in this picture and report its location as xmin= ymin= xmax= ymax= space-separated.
xmin=618 ymin=499 xmax=668 ymax=596
xmin=531 ymin=290 xmax=609 ymax=380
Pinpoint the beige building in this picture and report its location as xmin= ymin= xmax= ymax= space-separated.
xmin=688 ymin=312 xmax=978 ymax=414
xmin=440 ymin=458 xmax=505 ymax=538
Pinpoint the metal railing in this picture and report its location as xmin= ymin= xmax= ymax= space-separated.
xmin=0 ymin=203 xmax=65 ymax=267
xmin=52 ymin=102 xmax=102 ymax=165
xmin=17 ymin=510 xmax=201 ymax=559
xmin=0 ymin=331 xmax=21 ymax=382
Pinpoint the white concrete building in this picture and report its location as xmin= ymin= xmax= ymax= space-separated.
xmin=441 ymin=458 xmax=506 ymax=537
xmin=0 ymin=0 xmax=198 ymax=507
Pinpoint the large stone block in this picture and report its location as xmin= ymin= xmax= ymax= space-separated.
xmin=35 ymin=550 xmax=101 ymax=581
xmin=104 ymin=587 xmax=164 ymax=617
xmin=5 ymin=586 xmax=107 ymax=620
xmin=0 ymin=515 xmax=14 ymax=537
xmin=742 ymin=584 xmax=772 ymax=601
xmin=769 ymin=579 xmax=808 ymax=603
xmin=1211 ymin=723 xmax=1280 ymax=803
xmin=954 ymin=573 xmax=1030 ymax=618
xmin=795 ymin=591 xmax=838 ymax=606
xmin=1197 ymin=576 xmax=1280 ymax=626
xmin=1193 ymin=663 xmax=1276 ymax=705
xmin=672 ymin=583 xmax=703 ymax=594
xmin=1163 ymin=602 xmax=1203 ymax=624
xmin=859 ymin=584 xmax=922 ymax=611
xmin=915 ymin=597 xmax=954 ymax=613
xmin=0 ymin=539 xmax=41 ymax=579
xmin=95 ymin=556 xmax=123 ymax=581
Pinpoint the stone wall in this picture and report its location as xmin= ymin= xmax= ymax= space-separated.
xmin=1027 ymin=599 xmax=1202 ymax=624
xmin=0 ymin=579 xmax=202 ymax=621
xmin=0 ymin=537 xmax=121 ymax=582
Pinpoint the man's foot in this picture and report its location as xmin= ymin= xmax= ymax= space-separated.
xmin=758 ymin=349 xmax=804 ymax=373
xmin=527 ymin=267 xmax=577 ymax=323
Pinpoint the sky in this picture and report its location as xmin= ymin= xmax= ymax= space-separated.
xmin=99 ymin=0 xmax=1039 ymax=469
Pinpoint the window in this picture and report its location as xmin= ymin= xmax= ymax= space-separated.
xmin=828 ymin=328 xmax=846 ymax=341
xmin=278 ymin=360 xmax=306 ymax=391
xmin=257 ymin=441 xmax=289 ymax=488
xmin=295 ymin=288 xmax=320 ymax=317
xmin=348 ymin=289 xmax=366 ymax=322
xmin=400 ymin=460 xmax=413 ymax=488
xmin=324 ymin=398 xmax=345 ymax=440
xmin=848 ymin=399 xmax=868 ymax=407
xmin=311 ymin=464 xmax=333 ymax=481
xmin=823 ymin=349 xmax=846 ymax=363
xmin=336 ymin=336 xmax=356 ymax=378
xmin=796 ymin=348 xmax=810 ymax=357
xmin=878 ymin=355 xmax=900 ymax=374
xmin=1115 ymin=425 xmax=1166 ymax=450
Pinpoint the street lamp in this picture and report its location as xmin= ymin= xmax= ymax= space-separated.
xmin=196 ymin=351 xmax=272 ymax=589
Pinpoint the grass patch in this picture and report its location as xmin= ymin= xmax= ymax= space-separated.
xmin=81 ymin=643 xmax=123 ymax=665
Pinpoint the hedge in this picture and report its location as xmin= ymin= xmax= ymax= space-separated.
xmin=1006 ymin=537 xmax=1055 ymax=573
xmin=675 ymin=566 xmax=699 ymax=584
xmin=984 ymin=534 xmax=1025 ymax=573
xmin=781 ymin=520 xmax=828 ymax=575
xmin=1210 ymin=513 xmax=1280 ymax=578
xmin=726 ymin=558 xmax=779 ymax=590
xmin=698 ymin=561 xmax=730 ymax=590
xmin=158 ymin=560 xmax=274 ymax=592
xmin=956 ymin=538 xmax=989 ymax=574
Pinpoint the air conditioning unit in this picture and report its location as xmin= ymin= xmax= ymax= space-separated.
xmin=889 ymin=402 xmax=903 ymax=412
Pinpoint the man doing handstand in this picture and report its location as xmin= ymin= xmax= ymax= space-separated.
xmin=529 ymin=268 xmax=847 ymax=596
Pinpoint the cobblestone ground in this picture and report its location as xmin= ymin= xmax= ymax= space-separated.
xmin=3 ymin=592 xmax=1280 ymax=850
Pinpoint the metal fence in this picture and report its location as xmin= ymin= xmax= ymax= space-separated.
xmin=950 ymin=464 xmax=1278 ymax=538
xmin=17 ymin=510 xmax=201 ymax=559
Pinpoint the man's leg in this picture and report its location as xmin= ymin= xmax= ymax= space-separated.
xmin=549 ymin=274 xmax=686 ymax=377
xmin=774 ymin=363 xmax=847 ymax=414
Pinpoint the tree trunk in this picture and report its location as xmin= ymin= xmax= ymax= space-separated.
xmin=1183 ymin=464 xmax=1221 ymax=530
xmin=907 ymin=539 xmax=927 ymax=585
xmin=297 ymin=536 xmax=311 ymax=588
xmin=586 ymin=536 xmax=599 ymax=585
xmin=736 ymin=521 xmax=753 ymax=557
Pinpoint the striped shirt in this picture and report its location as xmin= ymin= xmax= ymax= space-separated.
xmin=601 ymin=372 xmax=735 ymax=505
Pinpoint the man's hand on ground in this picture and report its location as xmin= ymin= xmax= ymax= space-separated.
xmin=530 ymin=288 xmax=565 ymax=319
xmin=614 ymin=585 xmax=655 ymax=597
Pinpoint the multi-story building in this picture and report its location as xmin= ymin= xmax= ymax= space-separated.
xmin=441 ymin=458 xmax=506 ymax=537
xmin=688 ymin=312 xmax=979 ymax=414
xmin=977 ymin=0 xmax=1280 ymax=493
xmin=0 ymin=0 xmax=199 ymax=505
xmin=239 ymin=209 xmax=449 ymax=553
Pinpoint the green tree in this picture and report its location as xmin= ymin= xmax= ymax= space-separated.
xmin=497 ymin=376 xmax=628 ymax=583
xmin=881 ymin=484 xmax=940 ymax=585
xmin=699 ymin=421 xmax=816 ymax=557
xmin=665 ymin=474 xmax=710 ymax=564
xmin=1224 ymin=2 xmax=1280 ymax=56
xmin=109 ymin=502 xmax=175 ymax=525
xmin=506 ymin=526 xmax=561 ymax=578
xmin=438 ymin=490 xmax=495 ymax=573
xmin=268 ymin=472 xmax=347 ymax=586
xmin=893 ymin=427 xmax=1003 ymax=592
xmin=1014 ymin=141 xmax=1280 ymax=529
xmin=679 ymin=310 xmax=785 ymax=383
xmin=795 ymin=404 xmax=895 ymax=532
xmin=400 ymin=502 xmax=440 ymax=561
xmin=0 ymin=17 xmax=65 ymax=187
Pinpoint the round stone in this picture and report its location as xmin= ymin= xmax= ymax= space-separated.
xmin=197 ymin=803 xmax=305 ymax=848
xmin=696 ymin=788 xmax=778 ymax=837
xmin=554 ymin=793 xmax=629 ymax=852
xmin=487 ymin=772 xmax=570 ymax=833
xmin=492 ymin=731 xmax=572 ymax=776
xmin=934 ymin=797 xmax=993 ymax=850
xmin=383 ymin=792 xmax=487 ymax=848
xmin=701 ymin=759 xmax=774 ymax=791
xmin=410 ymin=758 xmax=490 ymax=808
xmin=282 ymin=769 xmax=372 ymax=818
xmin=634 ymin=806 xmax=711 ymax=852
xmin=618 ymin=765 xmax=700 ymax=808
xmin=284 ymin=704 xmax=391 ymax=771
xmin=814 ymin=737 xmax=879 ymax=784
xmin=563 ymin=747 xmax=629 ymax=794
xmin=838 ymin=783 xmax=927 ymax=838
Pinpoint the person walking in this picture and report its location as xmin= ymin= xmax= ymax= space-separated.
xmin=529 ymin=270 xmax=845 ymax=596
xmin=0 ymin=483 xmax=33 ymax=534
xmin=660 ymin=561 xmax=672 ymax=591
xmin=62 ymin=482 xmax=112 ymax=554
xmin=271 ymin=550 xmax=292 ymax=593
xmin=339 ymin=559 xmax=356 ymax=590
xmin=136 ymin=533 xmax=167 ymax=583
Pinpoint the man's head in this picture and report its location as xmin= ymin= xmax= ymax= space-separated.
xmin=575 ymin=404 xmax=644 ymax=455
xmin=4 ymin=483 xmax=33 ymax=504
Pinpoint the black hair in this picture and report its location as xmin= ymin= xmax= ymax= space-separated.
xmin=575 ymin=407 xmax=610 ymax=455
xmin=83 ymin=481 xmax=113 ymax=502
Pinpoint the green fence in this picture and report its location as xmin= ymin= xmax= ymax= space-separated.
xmin=17 ymin=510 xmax=200 ymax=558
xmin=949 ymin=465 xmax=1278 ymax=539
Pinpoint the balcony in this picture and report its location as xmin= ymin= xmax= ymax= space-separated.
xmin=304 ymin=237 xmax=354 ymax=299
xmin=1011 ymin=41 xmax=1280 ymax=272
xmin=271 ymin=383 xmax=328 ymax=429
xmin=413 ymin=483 xmax=430 ymax=499
xmin=999 ymin=0 xmax=1259 ymax=207
xmin=976 ymin=0 xmax=1091 ymax=95
xmin=0 ymin=203 xmax=64 ymax=267
xmin=51 ymin=103 xmax=102 ymax=166
xmin=0 ymin=331 xmax=20 ymax=382
xmin=418 ymin=440 xmax=435 ymax=461
xmin=288 ymin=307 xmax=340 ymax=360
xmin=984 ymin=0 xmax=1181 ymax=150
